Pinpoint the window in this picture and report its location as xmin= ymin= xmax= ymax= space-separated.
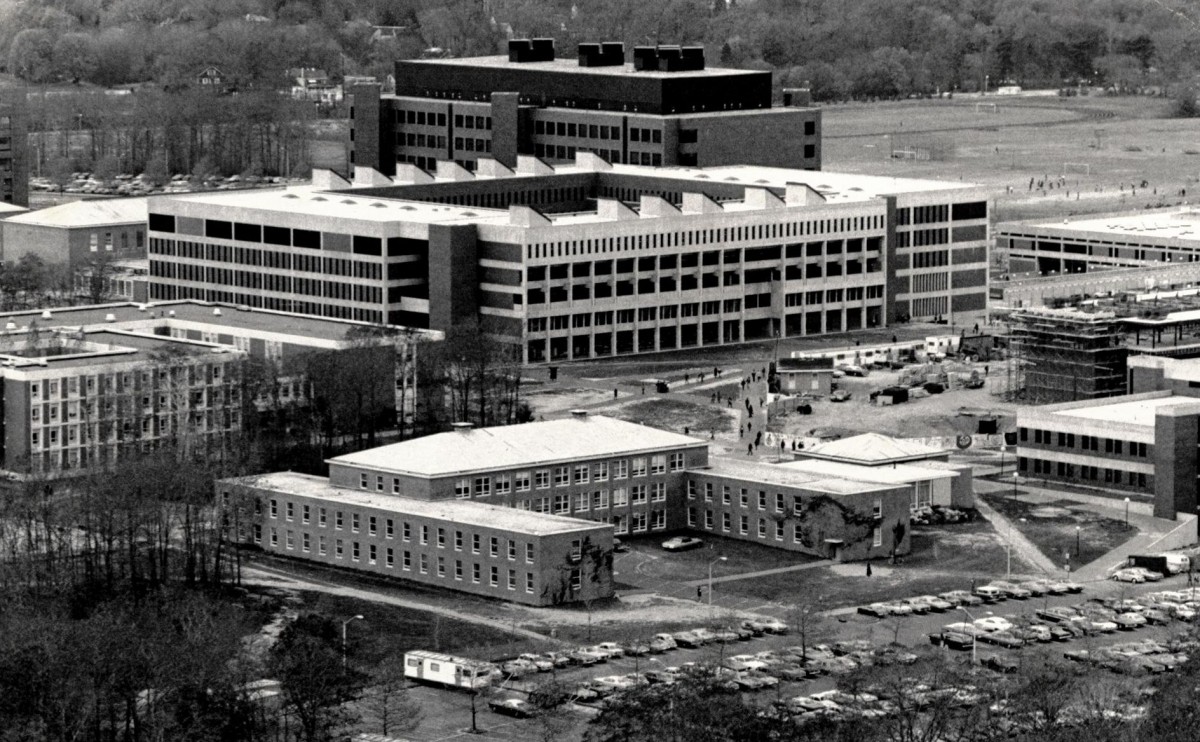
xmin=740 ymin=489 xmax=749 ymax=508
xmin=490 ymin=566 xmax=499 ymax=586
xmin=612 ymin=487 xmax=628 ymax=507
xmin=594 ymin=461 xmax=609 ymax=481
xmin=526 ymin=573 xmax=535 ymax=593
xmin=758 ymin=519 xmax=767 ymax=538
xmin=740 ymin=515 xmax=749 ymax=535
xmin=474 ymin=476 xmax=491 ymax=497
xmin=319 ymin=508 xmax=327 ymax=527
xmin=509 ymin=570 xmax=517 ymax=590
xmin=688 ymin=480 xmax=697 ymax=499
xmin=651 ymin=482 xmax=666 ymax=502
xmin=368 ymin=516 xmax=377 ymax=536
xmin=495 ymin=475 xmax=511 ymax=495
xmin=651 ymin=509 xmax=666 ymax=530
xmin=687 ymin=507 xmax=696 ymax=526
xmin=508 ymin=539 xmax=517 ymax=560
xmin=285 ymin=530 xmax=294 ymax=550
xmin=403 ymin=550 xmax=411 ymax=570
xmin=613 ymin=460 xmax=629 ymax=479
xmin=490 ymin=536 xmax=499 ymax=557
xmin=436 ymin=527 xmax=445 ymax=547
xmin=352 ymin=542 xmax=361 ymax=562
xmin=386 ymin=519 xmax=394 ymax=538
xmin=775 ymin=493 xmax=785 ymax=512
xmin=704 ymin=483 xmax=713 ymax=502
xmin=368 ymin=544 xmax=377 ymax=564
xmin=360 ymin=473 xmax=368 ymax=489
xmin=455 ymin=479 xmax=471 ymax=498
xmin=386 ymin=548 xmax=394 ymax=568
xmin=574 ymin=464 xmax=590 ymax=484
xmin=631 ymin=485 xmax=647 ymax=505
xmin=722 ymin=512 xmax=731 ymax=532
xmin=526 ymin=543 xmax=535 ymax=563
xmin=392 ymin=478 xmax=400 ymax=494
xmin=472 ymin=563 xmax=481 ymax=583
xmin=455 ymin=560 xmax=463 ymax=580
xmin=704 ymin=510 xmax=714 ymax=529
xmin=574 ymin=492 xmax=589 ymax=511
xmin=775 ymin=520 xmax=784 ymax=541
xmin=535 ymin=470 xmax=551 ymax=489
xmin=515 ymin=471 xmax=531 ymax=491
xmin=553 ymin=494 xmax=569 ymax=513
xmin=419 ymin=554 xmax=428 ymax=573
xmin=873 ymin=498 xmax=882 ymax=519
xmin=335 ymin=511 xmax=344 ymax=529
xmin=403 ymin=522 xmax=412 ymax=541
xmin=722 ymin=486 xmax=731 ymax=505
xmin=301 ymin=505 xmax=310 ymax=524
xmin=437 ymin=557 xmax=445 ymax=577
xmin=669 ymin=452 xmax=685 ymax=471
xmin=913 ymin=481 xmax=933 ymax=510
xmin=873 ymin=527 xmax=882 ymax=547
xmin=454 ymin=530 xmax=463 ymax=551
xmin=269 ymin=499 xmax=278 ymax=518
xmin=376 ymin=475 xmax=384 ymax=492
xmin=631 ymin=457 xmax=647 ymax=477
xmin=318 ymin=535 xmax=326 ymax=555
xmin=650 ymin=455 xmax=666 ymax=474
xmin=472 ymin=534 xmax=481 ymax=553
xmin=554 ymin=466 xmax=570 ymax=487
xmin=593 ymin=490 xmax=609 ymax=509
xmin=335 ymin=538 xmax=343 ymax=557
xmin=351 ymin=513 xmax=360 ymax=533
xmin=758 ymin=491 xmax=767 ymax=510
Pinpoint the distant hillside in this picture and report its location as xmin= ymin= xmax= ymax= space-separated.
xmin=0 ymin=0 xmax=1196 ymax=99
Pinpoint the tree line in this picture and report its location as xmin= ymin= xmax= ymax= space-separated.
xmin=1 ymin=0 xmax=1197 ymax=102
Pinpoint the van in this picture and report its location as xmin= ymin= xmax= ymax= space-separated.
xmin=1161 ymin=552 xmax=1191 ymax=574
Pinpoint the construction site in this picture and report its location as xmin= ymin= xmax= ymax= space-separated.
xmin=1006 ymin=307 xmax=1128 ymax=404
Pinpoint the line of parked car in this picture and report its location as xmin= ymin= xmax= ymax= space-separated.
xmin=1063 ymin=636 xmax=1196 ymax=675
xmin=856 ymin=578 xmax=1084 ymax=619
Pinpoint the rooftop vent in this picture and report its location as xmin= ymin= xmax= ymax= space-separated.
xmin=633 ymin=45 xmax=704 ymax=72
xmin=168 ymin=310 xmax=176 ymax=317
xmin=450 ymin=421 xmax=474 ymax=431
xmin=213 ymin=308 xmax=222 ymax=316
xmin=41 ymin=309 xmax=52 ymax=319
xmin=105 ymin=313 xmax=116 ymax=322
xmin=508 ymin=38 xmax=555 ymax=63
xmin=4 ymin=321 xmax=15 ymax=331
xmin=570 ymin=409 xmax=589 ymax=418
xmin=578 ymin=41 xmax=624 ymax=67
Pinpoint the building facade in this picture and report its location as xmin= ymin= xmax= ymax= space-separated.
xmin=0 ymin=88 xmax=29 ymax=207
xmin=350 ymin=39 xmax=821 ymax=174
xmin=0 ymin=197 xmax=148 ymax=276
xmin=146 ymin=159 xmax=990 ymax=361
xmin=1016 ymin=391 xmax=1200 ymax=520
xmin=223 ymin=471 xmax=614 ymax=607
xmin=999 ymin=208 xmax=1200 ymax=277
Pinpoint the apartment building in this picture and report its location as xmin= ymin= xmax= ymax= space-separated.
xmin=0 ymin=87 xmax=28 ymax=207
xmin=350 ymin=39 xmax=820 ymax=174
xmin=146 ymin=158 xmax=989 ymax=361
xmin=222 ymin=471 xmax=613 ymax=607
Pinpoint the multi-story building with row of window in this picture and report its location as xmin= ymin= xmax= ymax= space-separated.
xmin=350 ymin=39 xmax=820 ymax=174
xmin=0 ymin=87 xmax=27 ymax=207
xmin=226 ymin=412 xmax=955 ymax=604
xmin=145 ymin=157 xmax=989 ymax=362
xmin=0 ymin=300 xmax=434 ymax=476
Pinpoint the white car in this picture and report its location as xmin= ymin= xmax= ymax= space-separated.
xmin=1112 ymin=569 xmax=1146 ymax=583
xmin=590 ymin=642 xmax=626 ymax=659
xmin=942 ymin=622 xmax=983 ymax=637
xmin=973 ymin=585 xmax=1005 ymax=601
xmin=662 ymin=536 xmax=705 ymax=552
xmin=728 ymin=654 xmax=769 ymax=671
xmin=973 ymin=616 xmax=1014 ymax=633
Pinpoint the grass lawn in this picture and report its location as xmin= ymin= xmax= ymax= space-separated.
xmin=614 ymin=398 xmax=734 ymax=436
xmin=297 ymin=590 xmax=530 ymax=665
xmin=615 ymin=531 xmax=823 ymax=588
xmin=979 ymin=492 xmax=1138 ymax=568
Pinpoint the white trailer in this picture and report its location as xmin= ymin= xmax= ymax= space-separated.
xmin=403 ymin=650 xmax=496 ymax=690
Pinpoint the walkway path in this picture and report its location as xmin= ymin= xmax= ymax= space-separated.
xmin=681 ymin=558 xmax=831 ymax=588
xmin=242 ymin=564 xmax=556 ymax=644
xmin=971 ymin=482 xmax=1060 ymax=575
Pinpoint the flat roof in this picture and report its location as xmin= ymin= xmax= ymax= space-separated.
xmin=5 ymin=197 xmax=148 ymax=228
xmin=156 ymin=186 xmax=507 ymax=225
xmin=406 ymin=55 xmax=763 ymax=81
xmin=701 ymin=458 xmax=903 ymax=496
xmin=643 ymin=165 xmax=979 ymax=202
xmin=237 ymin=471 xmax=608 ymax=536
xmin=330 ymin=414 xmax=705 ymax=477
xmin=0 ymin=300 xmax=437 ymax=343
xmin=999 ymin=208 xmax=1200 ymax=243
xmin=1055 ymin=396 xmax=1200 ymax=427
xmin=780 ymin=459 xmax=957 ymax=485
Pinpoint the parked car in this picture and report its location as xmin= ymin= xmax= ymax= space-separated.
xmin=489 ymin=697 xmax=536 ymax=718
xmin=1126 ymin=567 xmax=1165 ymax=582
xmin=649 ymin=634 xmax=678 ymax=652
xmin=1036 ymin=606 xmax=1081 ymax=624
xmin=978 ymin=631 xmax=1024 ymax=649
xmin=644 ymin=670 xmax=677 ymax=685
xmin=911 ymin=595 xmax=954 ymax=612
xmin=939 ymin=590 xmax=984 ymax=607
xmin=612 ymin=537 xmax=629 ymax=553
xmin=624 ymin=642 xmax=651 ymax=656
xmin=973 ymin=616 xmax=1015 ymax=633
xmin=1011 ymin=625 xmax=1053 ymax=643
xmin=831 ymin=389 xmax=853 ymax=402
xmin=517 ymin=654 xmax=555 ymax=672
xmin=662 ymin=536 xmax=705 ymax=552
xmin=973 ymin=585 xmax=1005 ymax=602
xmin=987 ymin=581 xmax=1033 ymax=599
xmin=590 ymin=642 xmax=626 ymax=659
xmin=1112 ymin=612 xmax=1148 ymax=630
xmin=573 ymin=647 xmax=609 ymax=664
xmin=981 ymin=654 xmax=1019 ymax=673
xmin=1112 ymin=569 xmax=1148 ymax=583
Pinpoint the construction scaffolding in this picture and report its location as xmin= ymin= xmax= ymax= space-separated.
xmin=1008 ymin=307 xmax=1128 ymax=404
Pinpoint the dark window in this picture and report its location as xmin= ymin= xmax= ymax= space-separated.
xmin=205 ymin=220 xmax=232 ymax=239
xmin=804 ymin=121 xmax=816 ymax=136
xmin=353 ymin=236 xmax=382 ymax=256
xmin=293 ymin=229 xmax=321 ymax=249
xmin=148 ymin=213 xmax=175 ymax=233
xmin=952 ymin=201 xmax=988 ymax=221
xmin=263 ymin=226 xmax=290 ymax=245
xmin=234 ymin=223 xmax=261 ymax=242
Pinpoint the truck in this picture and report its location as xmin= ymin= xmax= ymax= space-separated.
xmin=1126 ymin=553 xmax=1190 ymax=576
xmin=404 ymin=650 xmax=498 ymax=689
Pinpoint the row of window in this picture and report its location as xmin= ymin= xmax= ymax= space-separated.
xmin=149 ymin=283 xmax=387 ymax=325
xmin=1020 ymin=428 xmax=1149 ymax=457
xmin=688 ymin=507 xmax=883 ymax=547
xmin=1020 ymin=457 xmax=1148 ymax=488
xmin=30 ymin=365 xmax=229 ymax=401
xmin=264 ymin=528 xmax=538 ymax=591
xmin=525 ymin=218 xmax=887 ymax=260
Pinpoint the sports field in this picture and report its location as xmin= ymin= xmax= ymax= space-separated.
xmin=822 ymin=94 xmax=1199 ymax=222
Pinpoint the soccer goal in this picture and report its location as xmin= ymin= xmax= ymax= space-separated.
xmin=1063 ymin=162 xmax=1091 ymax=176
xmin=974 ymin=101 xmax=998 ymax=114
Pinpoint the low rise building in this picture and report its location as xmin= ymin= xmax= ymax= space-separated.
xmin=1016 ymin=391 xmax=1200 ymax=520
xmin=0 ymin=197 xmax=148 ymax=278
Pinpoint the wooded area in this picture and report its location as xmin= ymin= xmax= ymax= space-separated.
xmin=0 ymin=0 xmax=1196 ymax=99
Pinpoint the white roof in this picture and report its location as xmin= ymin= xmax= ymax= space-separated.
xmin=1002 ymin=208 xmax=1200 ymax=242
xmin=239 ymin=471 xmax=608 ymax=536
xmin=329 ymin=414 xmax=705 ymax=477
xmin=1055 ymin=396 xmax=1200 ymax=427
xmin=6 ymin=197 xmax=148 ymax=228
xmin=702 ymin=458 xmax=903 ymax=496
xmin=781 ymin=459 xmax=956 ymax=485
xmin=801 ymin=432 xmax=948 ymax=464
xmin=0 ymin=202 xmax=28 ymax=217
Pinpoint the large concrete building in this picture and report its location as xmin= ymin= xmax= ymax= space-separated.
xmin=145 ymin=158 xmax=990 ymax=362
xmin=0 ymin=88 xmax=28 ymax=207
xmin=999 ymin=208 xmax=1200 ymax=277
xmin=228 ymin=413 xmax=950 ymax=604
xmin=350 ymin=39 xmax=821 ymax=174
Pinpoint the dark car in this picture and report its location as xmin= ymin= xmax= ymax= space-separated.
xmin=978 ymin=631 xmax=1024 ymax=649
xmin=981 ymin=654 xmax=1019 ymax=673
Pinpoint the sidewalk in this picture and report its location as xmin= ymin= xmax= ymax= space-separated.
xmin=971 ymin=492 xmax=1059 ymax=575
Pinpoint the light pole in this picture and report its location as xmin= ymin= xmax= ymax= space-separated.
xmin=1075 ymin=525 xmax=1081 ymax=558
xmin=998 ymin=444 xmax=1007 ymax=476
xmin=1006 ymin=517 xmax=1026 ymax=580
xmin=342 ymin=614 xmax=364 ymax=670
xmin=1124 ymin=497 xmax=1130 ymax=525
xmin=708 ymin=556 xmax=727 ymax=615
xmin=960 ymin=607 xmax=978 ymax=667
xmin=1012 ymin=471 xmax=1019 ymax=498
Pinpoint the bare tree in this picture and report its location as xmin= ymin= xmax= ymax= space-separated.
xmin=358 ymin=655 xmax=423 ymax=737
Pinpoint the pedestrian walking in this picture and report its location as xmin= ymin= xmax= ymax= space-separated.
xmin=613 ymin=387 xmax=618 ymax=398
